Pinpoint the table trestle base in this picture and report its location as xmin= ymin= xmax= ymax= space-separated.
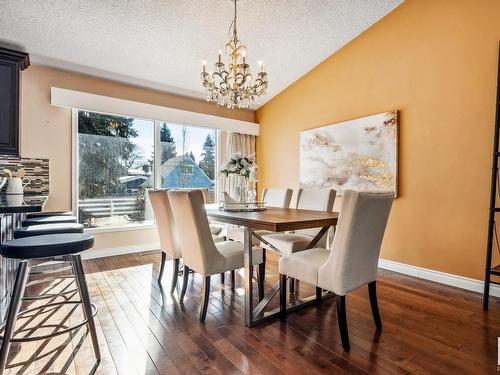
xmin=245 ymin=226 xmax=333 ymax=327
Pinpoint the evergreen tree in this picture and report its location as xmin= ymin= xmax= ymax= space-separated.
xmin=79 ymin=112 xmax=138 ymax=138
xmin=78 ymin=111 xmax=138 ymax=199
xmin=160 ymin=123 xmax=176 ymax=162
xmin=189 ymin=151 xmax=196 ymax=163
xmin=199 ymin=134 xmax=215 ymax=179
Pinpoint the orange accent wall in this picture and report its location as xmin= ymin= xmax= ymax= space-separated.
xmin=255 ymin=0 xmax=500 ymax=280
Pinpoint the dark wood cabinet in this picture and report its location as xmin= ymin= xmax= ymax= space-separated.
xmin=0 ymin=47 xmax=29 ymax=156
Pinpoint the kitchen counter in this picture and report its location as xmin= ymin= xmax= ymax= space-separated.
xmin=0 ymin=194 xmax=48 ymax=214
xmin=0 ymin=194 xmax=48 ymax=326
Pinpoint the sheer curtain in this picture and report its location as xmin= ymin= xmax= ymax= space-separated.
xmin=218 ymin=132 xmax=256 ymax=201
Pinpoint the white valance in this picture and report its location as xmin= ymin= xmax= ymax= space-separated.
xmin=51 ymin=87 xmax=259 ymax=136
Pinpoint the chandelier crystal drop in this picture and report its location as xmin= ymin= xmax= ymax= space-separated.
xmin=201 ymin=0 xmax=268 ymax=109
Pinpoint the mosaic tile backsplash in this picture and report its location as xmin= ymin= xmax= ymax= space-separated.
xmin=0 ymin=155 xmax=49 ymax=195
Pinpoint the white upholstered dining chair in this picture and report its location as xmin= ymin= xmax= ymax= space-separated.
xmin=168 ymin=189 xmax=264 ymax=322
xmin=177 ymin=187 xmax=224 ymax=236
xmin=261 ymin=188 xmax=336 ymax=293
xmin=262 ymin=188 xmax=336 ymax=252
xmin=148 ymin=189 xmax=182 ymax=293
xmin=278 ymin=190 xmax=394 ymax=351
xmin=261 ymin=187 xmax=294 ymax=208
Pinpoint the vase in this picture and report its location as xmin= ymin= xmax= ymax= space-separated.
xmin=247 ymin=180 xmax=257 ymax=203
xmin=236 ymin=175 xmax=248 ymax=202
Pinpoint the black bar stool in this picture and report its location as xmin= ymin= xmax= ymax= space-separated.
xmin=0 ymin=233 xmax=101 ymax=373
xmin=15 ymin=223 xmax=85 ymax=279
xmin=26 ymin=211 xmax=74 ymax=218
xmin=14 ymin=223 xmax=84 ymax=238
xmin=22 ymin=215 xmax=77 ymax=226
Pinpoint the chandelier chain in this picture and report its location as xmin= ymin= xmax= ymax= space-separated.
xmin=233 ymin=0 xmax=237 ymax=40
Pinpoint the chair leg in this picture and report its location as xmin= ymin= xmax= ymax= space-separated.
xmin=316 ymin=286 xmax=322 ymax=304
xmin=257 ymin=263 xmax=265 ymax=301
xmin=336 ymin=295 xmax=350 ymax=352
xmin=220 ymin=272 xmax=225 ymax=284
xmin=0 ymin=261 xmax=29 ymax=373
xmin=231 ymin=270 xmax=236 ymax=288
xmin=200 ymin=276 xmax=211 ymax=323
xmin=158 ymin=251 xmax=167 ymax=283
xmin=279 ymin=274 xmax=287 ymax=321
xmin=170 ymin=259 xmax=180 ymax=295
xmin=289 ymin=277 xmax=295 ymax=294
xmin=180 ymin=265 xmax=190 ymax=303
xmin=72 ymin=254 xmax=101 ymax=363
xmin=368 ymin=281 xmax=382 ymax=329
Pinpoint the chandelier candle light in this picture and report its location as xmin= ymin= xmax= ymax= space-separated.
xmin=201 ymin=0 xmax=268 ymax=108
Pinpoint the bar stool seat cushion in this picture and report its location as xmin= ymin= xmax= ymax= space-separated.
xmin=22 ymin=215 xmax=77 ymax=226
xmin=26 ymin=211 xmax=74 ymax=218
xmin=14 ymin=223 xmax=84 ymax=238
xmin=0 ymin=233 xmax=94 ymax=259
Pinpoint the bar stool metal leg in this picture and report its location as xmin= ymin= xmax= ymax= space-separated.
xmin=71 ymin=254 xmax=101 ymax=363
xmin=0 ymin=260 xmax=29 ymax=374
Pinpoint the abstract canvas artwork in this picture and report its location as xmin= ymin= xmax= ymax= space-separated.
xmin=300 ymin=111 xmax=398 ymax=195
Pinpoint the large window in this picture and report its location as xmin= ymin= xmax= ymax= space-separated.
xmin=76 ymin=111 xmax=217 ymax=229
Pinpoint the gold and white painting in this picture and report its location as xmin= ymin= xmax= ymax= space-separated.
xmin=300 ymin=111 xmax=398 ymax=195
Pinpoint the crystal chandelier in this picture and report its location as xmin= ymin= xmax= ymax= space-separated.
xmin=201 ymin=0 xmax=268 ymax=109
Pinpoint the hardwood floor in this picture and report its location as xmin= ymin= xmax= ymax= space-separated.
xmin=3 ymin=251 xmax=500 ymax=374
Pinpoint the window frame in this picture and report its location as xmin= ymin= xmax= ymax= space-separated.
xmin=71 ymin=109 xmax=220 ymax=234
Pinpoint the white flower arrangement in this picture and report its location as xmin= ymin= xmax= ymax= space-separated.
xmin=219 ymin=153 xmax=256 ymax=178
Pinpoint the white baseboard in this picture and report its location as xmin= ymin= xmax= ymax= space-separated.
xmin=378 ymin=258 xmax=500 ymax=298
xmin=82 ymin=242 xmax=160 ymax=260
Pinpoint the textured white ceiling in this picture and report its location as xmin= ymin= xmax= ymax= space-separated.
xmin=0 ymin=0 xmax=403 ymax=109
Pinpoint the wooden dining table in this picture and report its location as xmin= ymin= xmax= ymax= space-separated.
xmin=206 ymin=206 xmax=338 ymax=327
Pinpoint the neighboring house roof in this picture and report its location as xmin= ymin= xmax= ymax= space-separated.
xmin=119 ymin=175 xmax=148 ymax=184
xmin=159 ymin=155 xmax=197 ymax=176
xmin=161 ymin=155 xmax=214 ymax=188
xmin=141 ymin=155 xmax=214 ymax=189
xmin=127 ymin=168 xmax=148 ymax=176
xmin=160 ymin=155 xmax=187 ymax=177
xmin=159 ymin=155 xmax=205 ymax=177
